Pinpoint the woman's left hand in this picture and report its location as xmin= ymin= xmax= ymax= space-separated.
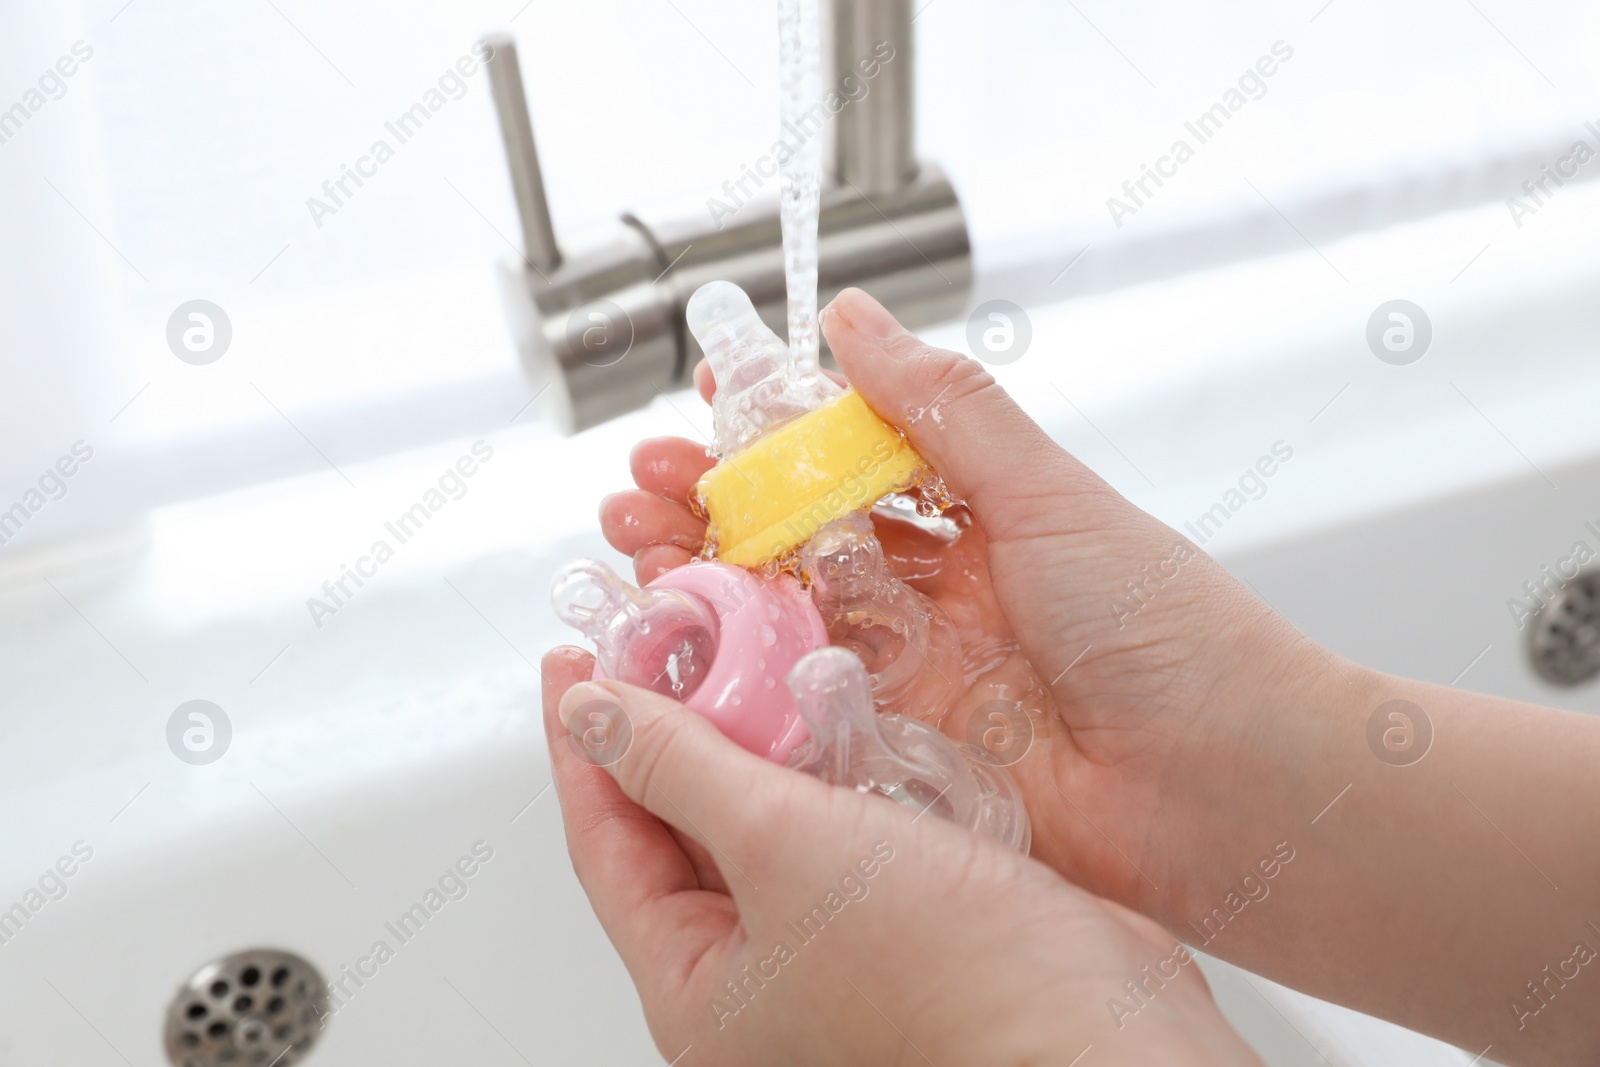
xmin=541 ymin=645 xmax=1259 ymax=1066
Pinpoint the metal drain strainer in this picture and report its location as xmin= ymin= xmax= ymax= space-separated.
xmin=164 ymin=949 xmax=328 ymax=1067
xmin=1529 ymin=569 xmax=1600 ymax=686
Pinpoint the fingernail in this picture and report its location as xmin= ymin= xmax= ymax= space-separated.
xmin=830 ymin=287 xmax=904 ymax=341
xmin=560 ymin=681 xmax=635 ymax=768
xmin=558 ymin=681 xmax=615 ymax=731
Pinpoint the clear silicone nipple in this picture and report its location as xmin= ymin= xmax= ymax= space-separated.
xmin=686 ymin=280 xmax=839 ymax=455
xmin=799 ymin=512 xmax=963 ymax=726
xmin=786 ymin=647 xmax=1031 ymax=852
xmin=688 ymin=281 xmax=962 ymax=721
xmin=551 ymin=559 xmax=721 ymax=701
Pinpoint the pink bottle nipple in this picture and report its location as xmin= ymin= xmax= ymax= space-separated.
xmin=551 ymin=558 xmax=830 ymax=762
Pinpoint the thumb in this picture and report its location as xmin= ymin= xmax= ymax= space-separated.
xmin=557 ymin=678 xmax=795 ymax=881
xmin=821 ymin=287 xmax=1113 ymax=535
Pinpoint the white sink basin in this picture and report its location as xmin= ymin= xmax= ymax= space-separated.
xmin=4 ymin=196 xmax=1596 ymax=1065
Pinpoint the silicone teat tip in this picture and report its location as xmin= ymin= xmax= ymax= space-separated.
xmin=686 ymin=280 xmax=758 ymax=343
xmin=787 ymin=647 xmax=877 ymax=732
xmin=688 ymin=281 xmax=787 ymax=385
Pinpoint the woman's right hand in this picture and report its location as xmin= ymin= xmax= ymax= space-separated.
xmin=603 ymin=288 xmax=1600 ymax=1065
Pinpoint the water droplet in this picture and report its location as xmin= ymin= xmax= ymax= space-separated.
xmin=759 ymin=625 xmax=777 ymax=647
xmin=763 ymin=677 xmax=776 ymax=690
xmin=730 ymin=694 xmax=742 ymax=707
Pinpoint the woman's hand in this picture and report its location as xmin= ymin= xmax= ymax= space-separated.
xmin=599 ymin=288 xmax=1325 ymax=922
xmin=599 ymin=288 xmax=1600 ymax=1065
xmin=542 ymin=645 xmax=1260 ymax=1066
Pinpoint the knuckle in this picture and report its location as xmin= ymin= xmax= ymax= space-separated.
xmin=900 ymin=338 xmax=997 ymax=402
xmin=566 ymin=803 xmax=657 ymax=876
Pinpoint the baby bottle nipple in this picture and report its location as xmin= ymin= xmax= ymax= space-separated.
xmin=687 ymin=279 xmax=924 ymax=569
xmin=686 ymin=279 xmax=839 ymax=457
xmin=800 ymin=512 xmax=963 ymax=726
xmin=551 ymin=559 xmax=720 ymax=701
xmin=686 ymin=278 xmax=964 ymax=724
xmin=786 ymin=647 xmax=1031 ymax=853
xmin=552 ymin=557 xmax=829 ymax=761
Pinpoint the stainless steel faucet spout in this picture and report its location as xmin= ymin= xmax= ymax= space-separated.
xmin=828 ymin=0 xmax=917 ymax=196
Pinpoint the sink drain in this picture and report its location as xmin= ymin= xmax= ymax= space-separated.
xmin=1528 ymin=569 xmax=1600 ymax=686
xmin=164 ymin=949 xmax=328 ymax=1067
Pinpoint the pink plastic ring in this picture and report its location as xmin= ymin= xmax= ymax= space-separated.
xmin=593 ymin=561 xmax=827 ymax=762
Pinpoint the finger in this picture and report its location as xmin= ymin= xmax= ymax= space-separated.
xmin=557 ymin=677 xmax=813 ymax=886
xmin=542 ymin=648 xmax=737 ymax=968
xmin=542 ymin=648 xmax=697 ymax=907
xmin=599 ymin=490 xmax=707 ymax=555
xmin=629 ymin=436 xmax=715 ymax=506
xmin=634 ymin=544 xmax=695 ymax=585
xmin=821 ymin=288 xmax=1114 ymax=535
xmin=694 ymin=358 xmax=716 ymax=404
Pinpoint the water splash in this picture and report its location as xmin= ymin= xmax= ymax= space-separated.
xmin=776 ymin=0 xmax=825 ymax=399
xmin=684 ymin=5 xmax=968 ymax=723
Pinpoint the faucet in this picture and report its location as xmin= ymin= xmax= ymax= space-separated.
xmin=483 ymin=0 xmax=973 ymax=432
